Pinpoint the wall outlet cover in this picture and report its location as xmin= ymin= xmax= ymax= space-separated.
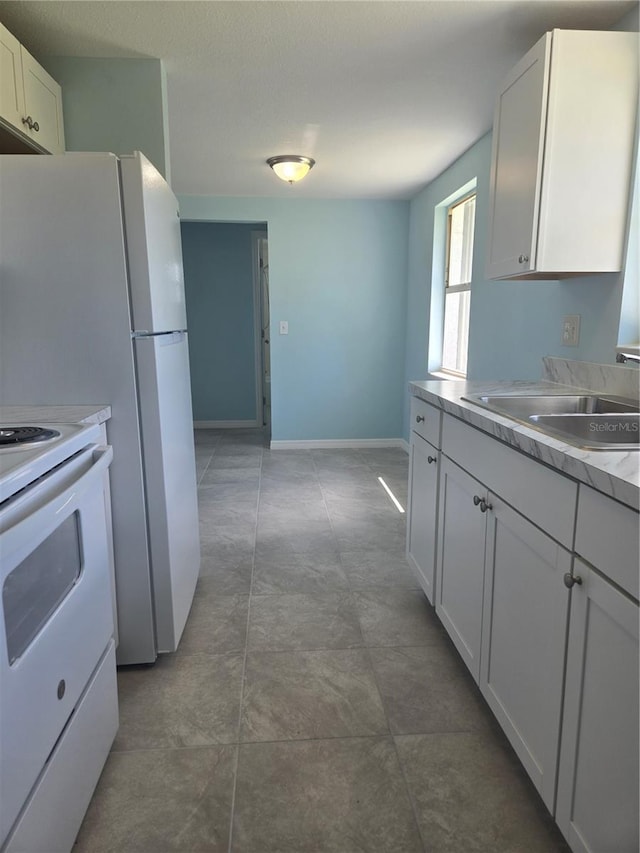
xmin=562 ymin=315 xmax=580 ymax=347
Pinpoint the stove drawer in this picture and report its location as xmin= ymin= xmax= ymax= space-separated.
xmin=0 ymin=445 xmax=115 ymax=845
xmin=3 ymin=641 xmax=118 ymax=853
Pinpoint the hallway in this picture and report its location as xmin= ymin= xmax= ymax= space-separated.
xmin=75 ymin=429 xmax=568 ymax=852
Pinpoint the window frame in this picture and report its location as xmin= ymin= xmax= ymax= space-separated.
xmin=440 ymin=190 xmax=476 ymax=378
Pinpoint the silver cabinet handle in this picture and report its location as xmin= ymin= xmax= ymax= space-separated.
xmin=563 ymin=573 xmax=583 ymax=589
xmin=21 ymin=115 xmax=39 ymax=132
xmin=518 ymin=254 xmax=529 ymax=264
xmin=416 ymin=415 xmax=425 ymax=423
xmin=427 ymin=455 xmax=437 ymax=464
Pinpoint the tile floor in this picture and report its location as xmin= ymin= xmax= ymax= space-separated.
xmin=75 ymin=429 xmax=570 ymax=853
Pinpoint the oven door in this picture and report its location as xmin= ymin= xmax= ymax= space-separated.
xmin=0 ymin=444 xmax=115 ymax=845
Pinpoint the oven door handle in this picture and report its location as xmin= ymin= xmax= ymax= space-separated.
xmin=0 ymin=445 xmax=113 ymax=547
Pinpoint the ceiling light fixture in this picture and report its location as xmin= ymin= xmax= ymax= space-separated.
xmin=267 ymin=155 xmax=315 ymax=184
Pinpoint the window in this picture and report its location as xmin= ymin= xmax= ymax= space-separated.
xmin=441 ymin=192 xmax=475 ymax=376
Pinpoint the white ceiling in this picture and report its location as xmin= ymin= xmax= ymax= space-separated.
xmin=0 ymin=0 xmax=634 ymax=199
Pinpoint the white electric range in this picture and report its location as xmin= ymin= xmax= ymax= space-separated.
xmin=0 ymin=420 xmax=119 ymax=853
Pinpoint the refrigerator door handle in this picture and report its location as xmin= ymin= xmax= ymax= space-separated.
xmin=132 ymin=330 xmax=187 ymax=339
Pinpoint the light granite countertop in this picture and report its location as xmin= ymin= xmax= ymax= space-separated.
xmin=409 ymin=379 xmax=639 ymax=511
xmin=0 ymin=404 xmax=111 ymax=425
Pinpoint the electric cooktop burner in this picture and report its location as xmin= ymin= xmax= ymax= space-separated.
xmin=0 ymin=426 xmax=61 ymax=446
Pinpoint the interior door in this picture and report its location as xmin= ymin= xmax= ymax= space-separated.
xmin=259 ymin=236 xmax=271 ymax=431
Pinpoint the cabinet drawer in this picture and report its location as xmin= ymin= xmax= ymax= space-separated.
xmin=4 ymin=641 xmax=118 ymax=853
xmin=410 ymin=397 xmax=441 ymax=448
xmin=441 ymin=413 xmax=577 ymax=548
xmin=575 ymin=486 xmax=639 ymax=600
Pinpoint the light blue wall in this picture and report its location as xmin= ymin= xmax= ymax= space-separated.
xmin=179 ymin=197 xmax=410 ymax=442
xmin=42 ymin=57 xmax=170 ymax=180
xmin=181 ymin=222 xmax=259 ymax=422
xmin=403 ymin=129 xmax=636 ymax=439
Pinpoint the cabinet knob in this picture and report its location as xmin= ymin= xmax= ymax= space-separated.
xmin=479 ymin=498 xmax=492 ymax=513
xmin=563 ymin=572 xmax=583 ymax=589
xmin=32 ymin=120 xmax=39 ymax=132
xmin=518 ymin=254 xmax=529 ymax=264
xmin=22 ymin=115 xmax=34 ymax=130
xmin=427 ymin=455 xmax=437 ymax=464
xmin=473 ymin=495 xmax=482 ymax=506
xmin=416 ymin=415 xmax=425 ymax=423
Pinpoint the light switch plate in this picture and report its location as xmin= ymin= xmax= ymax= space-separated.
xmin=562 ymin=315 xmax=580 ymax=347
xmin=279 ymin=320 xmax=288 ymax=335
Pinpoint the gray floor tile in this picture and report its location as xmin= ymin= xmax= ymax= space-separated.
xmin=340 ymin=547 xmax=420 ymax=588
xmin=232 ymin=737 xmax=423 ymax=852
xmin=258 ymin=499 xmax=329 ymax=524
xmin=199 ymin=467 xmax=261 ymax=486
xmin=199 ymin=520 xmax=256 ymax=547
xmin=252 ymin=550 xmax=349 ymax=594
xmin=352 ymin=587 xmax=445 ymax=647
xmin=332 ymin=517 xmax=407 ymax=551
xmin=248 ymin=592 xmax=363 ymax=650
xmin=113 ymin=652 xmax=244 ymax=749
xmin=198 ymin=502 xmax=257 ymax=530
xmin=209 ymin=454 xmax=262 ymax=469
xmin=241 ymin=649 xmax=388 ymax=741
xmin=74 ymin=745 xmax=236 ymax=852
xmin=395 ymin=731 xmax=569 ymax=853
xmin=255 ymin=524 xmax=338 ymax=554
xmin=178 ymin=592 xmax=249 ymax=655
xmin=369 ymin=645 xmax=493 ymax=734
xmin=198 ymin=544 xmax=253 ymax=594
xmin=198 ymin=481 xmax=260 ymax=503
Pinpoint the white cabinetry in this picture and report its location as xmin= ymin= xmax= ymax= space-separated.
xmin=408 ymin=395 xmax=640 ymax=852
xmin=556 ymin=559 xmax=639 ymax=853
xmin=486 ymin=29 xmax=638 ymax=280
xmin=435 ymin=456 xmax=486 ymax=681
xmin=406 ymin=398 xmax=441 ymax=603
xmin=481 ymin=495 xmax=570 ymax=810
xmin=0 ymin=22 xmax=64 ymax=154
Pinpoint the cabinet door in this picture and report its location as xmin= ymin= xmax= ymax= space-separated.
xmin=435 ymin=457 xmax=486 ymax=681
xmin=485 ymin=32 xmax=551 ymax=279
xmin=0 ymin=23 xmax=25 ymax=131
xmin=406 ymin=433 xmax=439 ymax=603
xmin=20 ymin=46 xmax=65 ymax=153
xmin=480 ymin=495 xmax=570 ymax=810
xmin=556 ymin=559 xmax=639 ymax=853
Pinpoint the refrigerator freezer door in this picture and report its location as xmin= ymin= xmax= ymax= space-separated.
xmin=133 ymin=332 xmax=200 ymax=652
xmin=119 ymin=152 xmax=188 ymax=334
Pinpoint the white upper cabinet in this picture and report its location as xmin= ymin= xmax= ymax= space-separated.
xmin=486 ymin=30 xmax=638 ymax=280
xmin=0 ymin=22 xmax=65 ymax=154
xmin=0 ymin=23 xmax=24 ymax=130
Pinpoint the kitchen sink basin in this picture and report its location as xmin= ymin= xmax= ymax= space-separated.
xmin=463 ymin=394 xmax=638 ymax=419
xmin=461 ymin=393 xmax=640 ymax=450
xmin=530 ymin=414 xmax=639 ymax=450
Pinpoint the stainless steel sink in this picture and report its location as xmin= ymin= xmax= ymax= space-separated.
xmin=463 ymin=394 xmax=638 ymax=419
xmin=461 ymin=393 xmax=640 ymax=450
xmin=530 ymin=414 xmax=639 ymax=450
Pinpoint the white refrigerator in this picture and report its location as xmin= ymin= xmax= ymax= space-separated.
xmin=0 ymin=151 xmax=201 ymax=665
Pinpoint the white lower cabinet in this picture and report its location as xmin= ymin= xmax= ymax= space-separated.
xmin=481 ymin=495 xmax=571 ymax=810
xmin=408 ymin=398 xmax=639 ymax=853
xmin=435 ymin=456 xmax=487 ymax=682
xmin=556 ymin=558 xmax=639 ymax=853
xmin=406 ymin=432 xmax=439 ymax=603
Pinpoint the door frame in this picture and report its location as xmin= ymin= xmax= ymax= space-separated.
xmin=251 ymin=229 xmax=268 ymax=429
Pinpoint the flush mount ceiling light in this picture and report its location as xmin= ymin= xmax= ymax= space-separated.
xmin=267 ymin=155 xmax=315 ymax=184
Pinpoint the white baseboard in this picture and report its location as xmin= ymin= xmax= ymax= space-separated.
xmin=399 ymin=439 xmax=410 ymax=454
xmin=194 ymin=420 xmax=259 ymax=429
xmin=270 ymin=438 xmax=407 ymax=450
